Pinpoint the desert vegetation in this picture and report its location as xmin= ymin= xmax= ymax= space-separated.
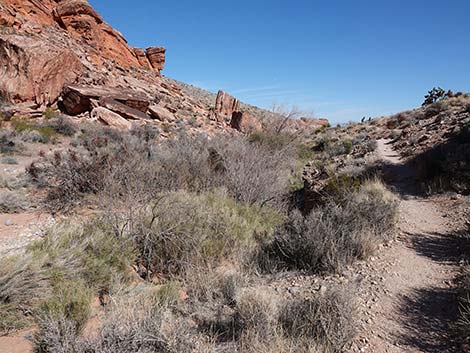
xmin=0 ymin=114 xmax=399 ymax=352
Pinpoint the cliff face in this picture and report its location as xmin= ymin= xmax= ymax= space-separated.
xmin=0 ymin=0 xmax=163 ymax=73
xmin=0 ymin=0 xmax=329 ymax=136
xmin=0 ymin=0 xmax=168 ymax=105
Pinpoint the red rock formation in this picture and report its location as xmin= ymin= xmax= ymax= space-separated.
xmin=0 ymin=34 xmax=82 ymax=105
xmin=133 ymin=48 xmax=152 ymax=70
xmin=230 ymin=112 xmax=262 ymax=133
xmin=214 ymin=90 xmax=240 ymax=122
xmin=61 ymin=85 xmax=150 ymax=115
xmin=0 ymin=0 xmax=166 ymax=106
xmin=146 ymin=47 xmax=166 ymax=73
xmin=53 ymin=0 xmax=142 ymax=69
xmin=91 ymin=107 xmax=132 ymax=130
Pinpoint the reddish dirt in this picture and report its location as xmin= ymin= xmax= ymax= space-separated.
xmin=0 ymin=331 xmax=33 ymax=353
xmin=354 ymin=140 xmax=462 ymax=353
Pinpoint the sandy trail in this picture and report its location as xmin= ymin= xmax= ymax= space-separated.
xmin=360 ymin=139 xmax=460 ymax=353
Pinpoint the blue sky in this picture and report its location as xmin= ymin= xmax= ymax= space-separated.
xmin=89 ymin=0 xmax=470 ymax=123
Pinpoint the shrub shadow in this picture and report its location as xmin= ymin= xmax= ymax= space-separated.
xmin=396 ymin=286 xmax=459 ymax=353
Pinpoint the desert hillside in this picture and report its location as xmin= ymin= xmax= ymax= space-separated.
xmin=0 ymin=2 xmax=469 ymax=353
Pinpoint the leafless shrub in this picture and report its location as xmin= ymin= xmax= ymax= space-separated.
xmin=212 ymin=136 xmax=294 ymax=206
xmin=33 ymin=314 xmax=82 ymax=353
xmin=234 ymin=287 xmax=279 ymax=340
xmin=259 ymin=180 xmax=398 ymax=274
xmin=0 ymin=190 xmax=29 ymax=213
xmin=279 ymin=285 xmax=357 ymax=353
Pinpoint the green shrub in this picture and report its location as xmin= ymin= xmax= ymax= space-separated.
xmin=422 ymin=87 xmax=447 ymax=106
xmin=29 ymin=219 xmax=137 ymax=290
xmin=12 ymin=119 xmax=57 ymax=143
xmin=37 ymin=280 xmax=91 ymax=334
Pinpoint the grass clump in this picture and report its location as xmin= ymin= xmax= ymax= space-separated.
xmin=0 ymin=255 xmax=53 ymax=335
xmin=12 ymin=119 xmax=58 ymax=143
xmin=28 ymin=219 xmax=137 ymax=290
xmin=37 ymin=280 xmax=92 ymax=334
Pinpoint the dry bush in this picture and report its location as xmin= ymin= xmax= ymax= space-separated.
xmin=68 ymin=298 xmax=209 ymax=353
xmin=33 ymin=314 xmax=83 ymax=353
xmin=279 ymin=285 xmax=357 ymax=353
xmin=0 ymin=255 xmax=53 ymax=334
xmin=259 ymin=180 xmax=398 ymax=274
xmin=1 ymin=156 xmax=18 ymax=165
xmin=234 ymin=287 xmax=279 ymax=340
xmin=212 ymin=136 xmax=295 ymax=206
xmin=30 ymin=128 xmax=295 ymax=213
xmin=45 ymin=116 xmax=78 ymax=137
xmin=0 ymin=190 xmax=29 ymax=213
xmin=117 ymin=189 xmax=282 ymax=277
xmin=0 ymin=129 xmax=24 ymax=154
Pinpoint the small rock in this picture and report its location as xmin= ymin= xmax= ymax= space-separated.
xmin=5 ymin=219 xmax=14 ymax=226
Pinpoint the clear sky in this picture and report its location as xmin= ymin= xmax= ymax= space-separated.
xmin=89 ymin=0 xmax=470 ymax=124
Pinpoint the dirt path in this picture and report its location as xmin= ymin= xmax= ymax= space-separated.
xmin=357 ymin=139 xmax=461 ymax=352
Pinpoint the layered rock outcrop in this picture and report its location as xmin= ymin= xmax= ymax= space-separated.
xmin=146 ymin=47 xmax=166 ymax=73
xmin=230 ymin=112 xmax=262 ymax=133
xmin=214 ymin=90 xmax=240 ymax=122
xmin=0 ymin=34 xmax=82 ymax=105
xmin=0 ymin=0 xmax=166 ymax=105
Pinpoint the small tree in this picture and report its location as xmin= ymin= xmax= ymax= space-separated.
xmin=422 ymin=87 xmax=447 ymax=106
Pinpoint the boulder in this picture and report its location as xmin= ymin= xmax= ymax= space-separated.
xmin=146 ymin=46 xmax=166 ymax=73
xmin=148 ymin=105 xmax=174 ymax=121
xmin=0 ymin=34 xmax=82 ymax=105
xmin=214 ymin=90 xmax=240 ymax=122
xmin=61 ymin=85 xmax=150 ymax=115
xmin=91 ymin=107 xmax=132 ymax=130
xmin=99 ymin=97 xmax=150 ymax=120
xmin=230 ymin=111 xmax=262 ymax=133
xmin=53 ymin=0 xmax=103 ymax=24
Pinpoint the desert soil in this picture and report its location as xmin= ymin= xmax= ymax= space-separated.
xmin=355 ymin=139 xmax=462 ymax=353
